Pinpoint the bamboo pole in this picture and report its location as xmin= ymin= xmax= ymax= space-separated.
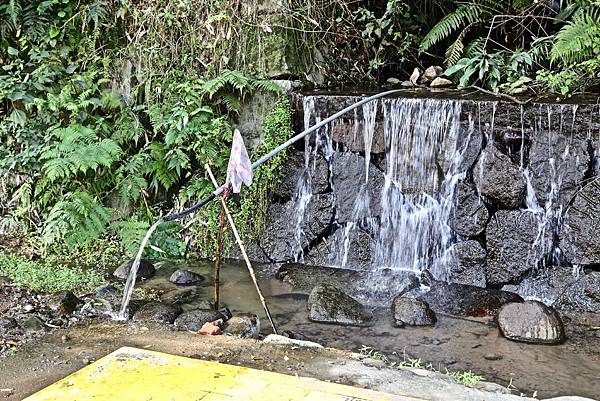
xmin=205 ymin=164 xmax=278 ymax=334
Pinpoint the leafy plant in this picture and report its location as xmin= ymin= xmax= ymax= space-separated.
xmin=0 ymin=250 xmax=105 ymax=292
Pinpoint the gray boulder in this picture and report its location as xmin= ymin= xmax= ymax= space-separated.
xmin=307 ymin=284 xmax=373 ymax=327
xmin=559 ymin=179 xmax=600 ymax=265
xmin=421 ymin=66 xmax=443 ymax=83
xmin=419 ymin=281 xmax=523 ymax=317
xmin=391 ymin=297 xmax=436 ymax=327
xmin=113 ymin=259 xmax=156 ymax=280
xmin=169 ymin=269 xmax=204 ymax=285
xmin=448 ymin=182 xmax=489 ymax=237
xmin=331 ymin=152 xmax=385 ymax=222
xmin=174 ymin=309 xmax=226 ymax=331
xmin=473 ymin=145 xmax=526 ymax=209
xmin=132 ymin=301 xmax=182 ymax=324
xmin=502 ymin=265 xmax=581 ymax=306
xmin=448 ymin=240 xmax=487 ymax=288
xmin=223 ymin=314 xmax=260 ymax=339
xmin=486 ymin=210 xmax=551 ymax=285
xmin=498 ymin=301 xmax=565 ymax=344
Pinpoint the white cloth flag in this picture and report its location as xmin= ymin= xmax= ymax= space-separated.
xmin=226 ymin=129 xmax=253 ymax=193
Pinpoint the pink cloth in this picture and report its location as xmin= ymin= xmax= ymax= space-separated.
xmin=226 ymin=129 xmax=253 ymax=193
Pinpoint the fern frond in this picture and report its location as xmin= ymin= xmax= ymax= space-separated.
xmin=42 ymin=125 xmax=122 ymax=181
xmin=420 ymin=3 xmax=489 ymax=52
xmin=551 ymin=10 xmax=600 ymax=64
xmin=42 ymin=191 xmax=111 ymax=249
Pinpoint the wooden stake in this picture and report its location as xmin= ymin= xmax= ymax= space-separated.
xmin=213 ymin=206 xmax=226 ymax=309
xmin=205 ymin=164 xmax=278 ymax=334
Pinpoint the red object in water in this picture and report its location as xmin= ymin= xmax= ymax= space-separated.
xmin=198 ymin=319 xmax=223 ymax=336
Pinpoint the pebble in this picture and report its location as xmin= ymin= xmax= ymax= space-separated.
xmin=61 ymin=335 xmax=69 ymax=343
xmin=484 ymin=353 xmax=504 ymax=361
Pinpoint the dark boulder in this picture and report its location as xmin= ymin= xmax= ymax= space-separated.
xmin=559 ymin=179 xmax=600 ymax=265
xmin=502 ymin=265 xmax=580 ymax=306
xmin=419 ymin=281 xmax=523 ymax=317
xmin=391 ymin=297 xmax=436 ymax=327
xmin=277 ymin=263 xmax=418 ymax=305
xmin=169 ymin=269 xmax=204 ymax=285
xmin=331 ymin=122 xmax=386 ymax=154
xmin=223 ymin=314 xmax=260 ymax=339
xmin=132 ymin=301 xmax=182 ymax=324
xmin=498 ymin=301 xmax=565 ymax=344
xmin=307 ymin=284 xmax=373 ymax=326
xmin=304 ymin=226 xmax=373 ymax=270
xmin=278 ymin=150 xmax=330 ymax=199
xmin=174 ymin=309 xmax=226 ymax=332
xmin=529 ymin=124 xmax=589 ymax=208
xmin=113 ymin=259 xmax=156 ymax=280
xmin=49 ymin=291 xmax=81 ymax=315
xmin=448 ymin=182 xmax=489 ymax=237
xmin=486 ymin=210 xmax=550 ymax=285
xmin=473 ymin=145 xmax=526 ymax=209
xmin=259 ymin=193 xmax=334 ymax=262
xmin=448 ymin=240 xmax=487 ymax=288
xmin=331 ymin=152 xmax=384 ymax=222
xmin=554 ymin=271 xmax=600 ymax=313
xmin=276 ymin=264 xmax=362 ymax=293
xmin=441 ymin=124 xmax=483 ymax=176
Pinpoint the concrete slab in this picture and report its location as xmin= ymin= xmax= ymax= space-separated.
xmin=24 ymin=347 xmax=423 ymax=401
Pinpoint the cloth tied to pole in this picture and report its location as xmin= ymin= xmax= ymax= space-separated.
xmin=225 ymin=129 xmax=253 ymax=194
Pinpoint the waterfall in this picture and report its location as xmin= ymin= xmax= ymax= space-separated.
xmin=297 ymin=96 xmax=471 ymax=281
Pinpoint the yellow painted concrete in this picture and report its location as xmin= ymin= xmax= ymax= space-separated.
xmin=24 ymin=347 xmax=424 ymax=401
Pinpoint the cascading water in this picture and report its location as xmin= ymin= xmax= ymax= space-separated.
xmin=296 ymin=96 xmax=473 ymax=283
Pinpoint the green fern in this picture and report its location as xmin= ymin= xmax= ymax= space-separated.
xmin=42 ymin=191 xmax=112 ymax=249
xmin=551 ymin=9 xmax=600 ymax=64
xmin=42 ymin=125 xmax=121 ymax=181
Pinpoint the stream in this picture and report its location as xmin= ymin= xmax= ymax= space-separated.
xmin=129 ymin=258 xmax=600 ymax=399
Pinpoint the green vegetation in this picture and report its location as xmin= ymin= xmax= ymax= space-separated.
xmin=359 ymin=345 xmax=484 ymax=387
xmin=1 ymin=0 xmax=599 ymax=289
xmin=0 ymin=250 xmax=104 ymax=292
xmin=420 ymin=0 xmax=600 ymax=94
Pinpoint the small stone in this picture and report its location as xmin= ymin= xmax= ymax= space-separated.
xmin=386 ymin=77 xmax=401 ymax=85
xmin=198 ymin=319 xmax=223 ymax=336
xmin=0 ymin=316 xmax=18 ymax=329
xmin=498 ymin=301 xmax=565 ymax=344
xmin=49 ymin=291 xmax=80 ymax=315
xmin=113 ymin=259 xmax=156 ymax=280
xmin=169 ymin=269 xmax=204 ymax=285
xmin=132 ymin=301 xmax=182 ymax=324
xmin=409 ymin=68 xmax=421 ymax=85
xmin=421 ymin=66 xmax=443 ymax=82
xmin=22 ymin=316 xmax=45 ymax=333
xmin=430 ymin=77 xmax=453 ymax=88
xmin=61 ymin=334 xmax=69 ymax=343
xmin=82 ymin=358 xmax=91 ymax=365
xmin=391 ymin=297 xmax=436 ymax=327
xmin=223 ymin=314 xmax=260 ymax=339
xmin=484 ymin=353 xmax=503 ymax=361
xmin=95 ymin=284 xmax=120 ymax=300
xmin=401 ymin=81 xmax=414 ymax=88
xmin=174 ymin=309 xmax=226 ymax=332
